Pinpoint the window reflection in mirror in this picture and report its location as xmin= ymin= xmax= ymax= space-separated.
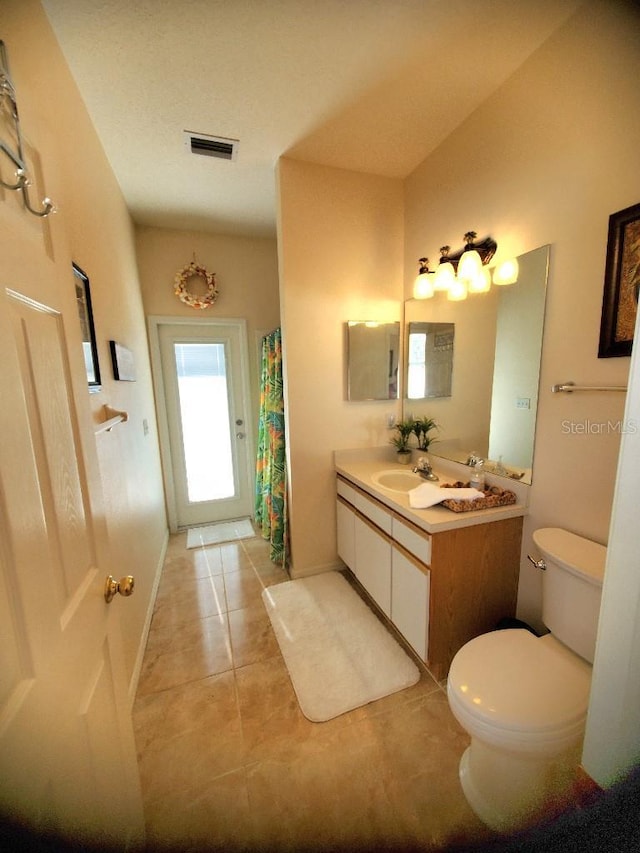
xmin=403 ymin=245 xmax=549 ymax=483
xmin=407 ymin=322 xmax=454 ymax=399
xmin=347 ymin=321 xmax=400 ymax=401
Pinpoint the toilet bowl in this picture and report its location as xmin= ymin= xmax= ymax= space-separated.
xmin=448 ymin=629 xmax=591 ymax=830
xmin=447 ymin=528 xmax=606 ymax=832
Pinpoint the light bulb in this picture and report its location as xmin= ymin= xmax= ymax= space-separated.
xmin=447 ymin=278 xmax=467 ymax=301
xmin=433 ymin=262 xmax=456 ymax=291
xmin=413 ymin=272 xmax=434 ymax=299
xmin=457 ymin=249 xmax=482 ymax=282
xmin=468 ymin=267 xmax=492 ymax=293
xmin=493 ymin=258 xmax=519 ymax=285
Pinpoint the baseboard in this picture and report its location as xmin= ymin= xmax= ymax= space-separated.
xmin=288 ymin=558 xmax=345 ymax=579
xmin=127 ymin=528 xmax=169 ymax=709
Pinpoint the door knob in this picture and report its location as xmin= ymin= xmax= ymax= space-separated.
xmin=104 ymin=574 xmax=135 ymax=603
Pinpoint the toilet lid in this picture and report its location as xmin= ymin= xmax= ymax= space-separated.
xmin=448 ymin=629 xmax=592 ymax=733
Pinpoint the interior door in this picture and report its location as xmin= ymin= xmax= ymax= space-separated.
xmin=0 ymin=283 xmax=144 ymax=846
xmin=156 ymin=320 xmax=254 ymax=529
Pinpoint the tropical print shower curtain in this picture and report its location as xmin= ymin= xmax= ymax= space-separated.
xmin=255 ymin=328 xmax=289 ymax=567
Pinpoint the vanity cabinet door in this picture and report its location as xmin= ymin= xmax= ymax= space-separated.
xmin=354 ymin=514 xmax=392 ymax=617
xmin=336 ymin=497 xmax=356 ymax=570
xmin=392 ymin=546 xmax=429 ymax=660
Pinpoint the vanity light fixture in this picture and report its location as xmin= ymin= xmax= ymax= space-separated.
xmin=414 ymin=231 xmax=519 ymax=301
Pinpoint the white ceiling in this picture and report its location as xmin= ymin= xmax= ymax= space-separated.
xmin=42 ymin=0 xmax=581 ymax=238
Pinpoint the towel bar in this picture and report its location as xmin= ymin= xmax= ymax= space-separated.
xmin=552 ymin=381 xmax=627 ymax=393
xmin=95 ymin=405 xmax=129 ymax=434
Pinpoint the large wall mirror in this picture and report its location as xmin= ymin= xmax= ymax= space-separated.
xmin=403 ymin=245 xmax=550 ymax=484
xmin=347 ymin=321 xmax=400 ymax=400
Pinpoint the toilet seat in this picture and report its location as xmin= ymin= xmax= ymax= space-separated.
xmin=447 ymin=629 xmax=592 ymax=754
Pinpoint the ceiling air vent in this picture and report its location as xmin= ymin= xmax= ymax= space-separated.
xmin=184 ymin=131 xmax=239 ymax=161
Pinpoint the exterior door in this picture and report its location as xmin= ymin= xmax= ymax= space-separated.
xmin=0 ymin=282 xmax=144 ymax=846
xmin=153 ymin=319 xmax=254 ymax=529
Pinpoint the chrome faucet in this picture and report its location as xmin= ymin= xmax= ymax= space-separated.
xmin=413 ymin=456 xmax=439 ymax=481
xmin=466 ymin=453 xmax=484 ymax=467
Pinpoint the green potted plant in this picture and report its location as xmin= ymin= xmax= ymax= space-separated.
xmin=390 ymin=419 xmax=415 ymax=463
xmin=412 ymin=416 xmax=439 ymax=451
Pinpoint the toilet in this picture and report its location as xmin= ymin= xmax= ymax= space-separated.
xmin=447 ymin=527 xmax=606 ymax=832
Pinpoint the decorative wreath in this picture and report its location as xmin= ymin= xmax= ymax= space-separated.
xmin=174 ymin=261 xmax=219 ymax=310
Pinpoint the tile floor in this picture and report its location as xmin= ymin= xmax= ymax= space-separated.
xmin=132 ymin=529 xmax=497 ymax=852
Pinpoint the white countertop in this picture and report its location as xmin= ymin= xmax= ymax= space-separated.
xmin=334 ymin=448 xmax=528 ymax=535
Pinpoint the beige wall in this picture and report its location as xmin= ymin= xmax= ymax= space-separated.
xmin=135 ymin=226 xmax=280 ymax=440
xmin=2 ymin=0 xmax=167 ymax=694
xmin=277 ymin=158 xmax=404 ymax=576
xmin=404 ymin=0 xmax=639 ymax=628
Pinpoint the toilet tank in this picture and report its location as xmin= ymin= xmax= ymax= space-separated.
xmin=533 ymin=527 xmax=606 ymax=664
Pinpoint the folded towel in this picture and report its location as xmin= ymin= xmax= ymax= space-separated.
xmin=408 ymin=482 xmax=485 ymax=509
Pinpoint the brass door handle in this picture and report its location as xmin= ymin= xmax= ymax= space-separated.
xmin=104 ymin=575 xmax=135 ymax=603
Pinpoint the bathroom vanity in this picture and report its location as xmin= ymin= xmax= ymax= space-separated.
xmin=335 ymin=451 xmax=526 ymax=680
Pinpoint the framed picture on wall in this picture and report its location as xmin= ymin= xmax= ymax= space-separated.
xmin=109 ymin=340 xmax=136 ymax=381
xmin=72 ymin=263 xmax=101 ymax=391
xmin=598 ymin=202 xmax=640 ymax=358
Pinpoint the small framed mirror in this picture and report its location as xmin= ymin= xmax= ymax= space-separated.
xmin=346 ymin=321 xmax=400 ymax=401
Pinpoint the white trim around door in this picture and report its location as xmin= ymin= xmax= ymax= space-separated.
xmin=148 ymin=316 xmax=255 ymax=533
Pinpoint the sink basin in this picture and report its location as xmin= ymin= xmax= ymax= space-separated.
xmin=371 ymin=469 xmax=424 ymax=493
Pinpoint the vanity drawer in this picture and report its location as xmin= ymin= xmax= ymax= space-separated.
xmin=337 ymin=477 xmax=392 ymax=535
xmin=392 ymin=516 xmax=432 ymax=566
xmin=354 ymin=491 xmax=392 ymax=535
xmin=337 ymin=478 xmax=358 ymax=504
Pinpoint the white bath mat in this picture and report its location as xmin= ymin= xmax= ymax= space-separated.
xmin=186 ymin=518 xmax=255 ymax=549
xmin=262 ymin=572 xmax=420 ymax=722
